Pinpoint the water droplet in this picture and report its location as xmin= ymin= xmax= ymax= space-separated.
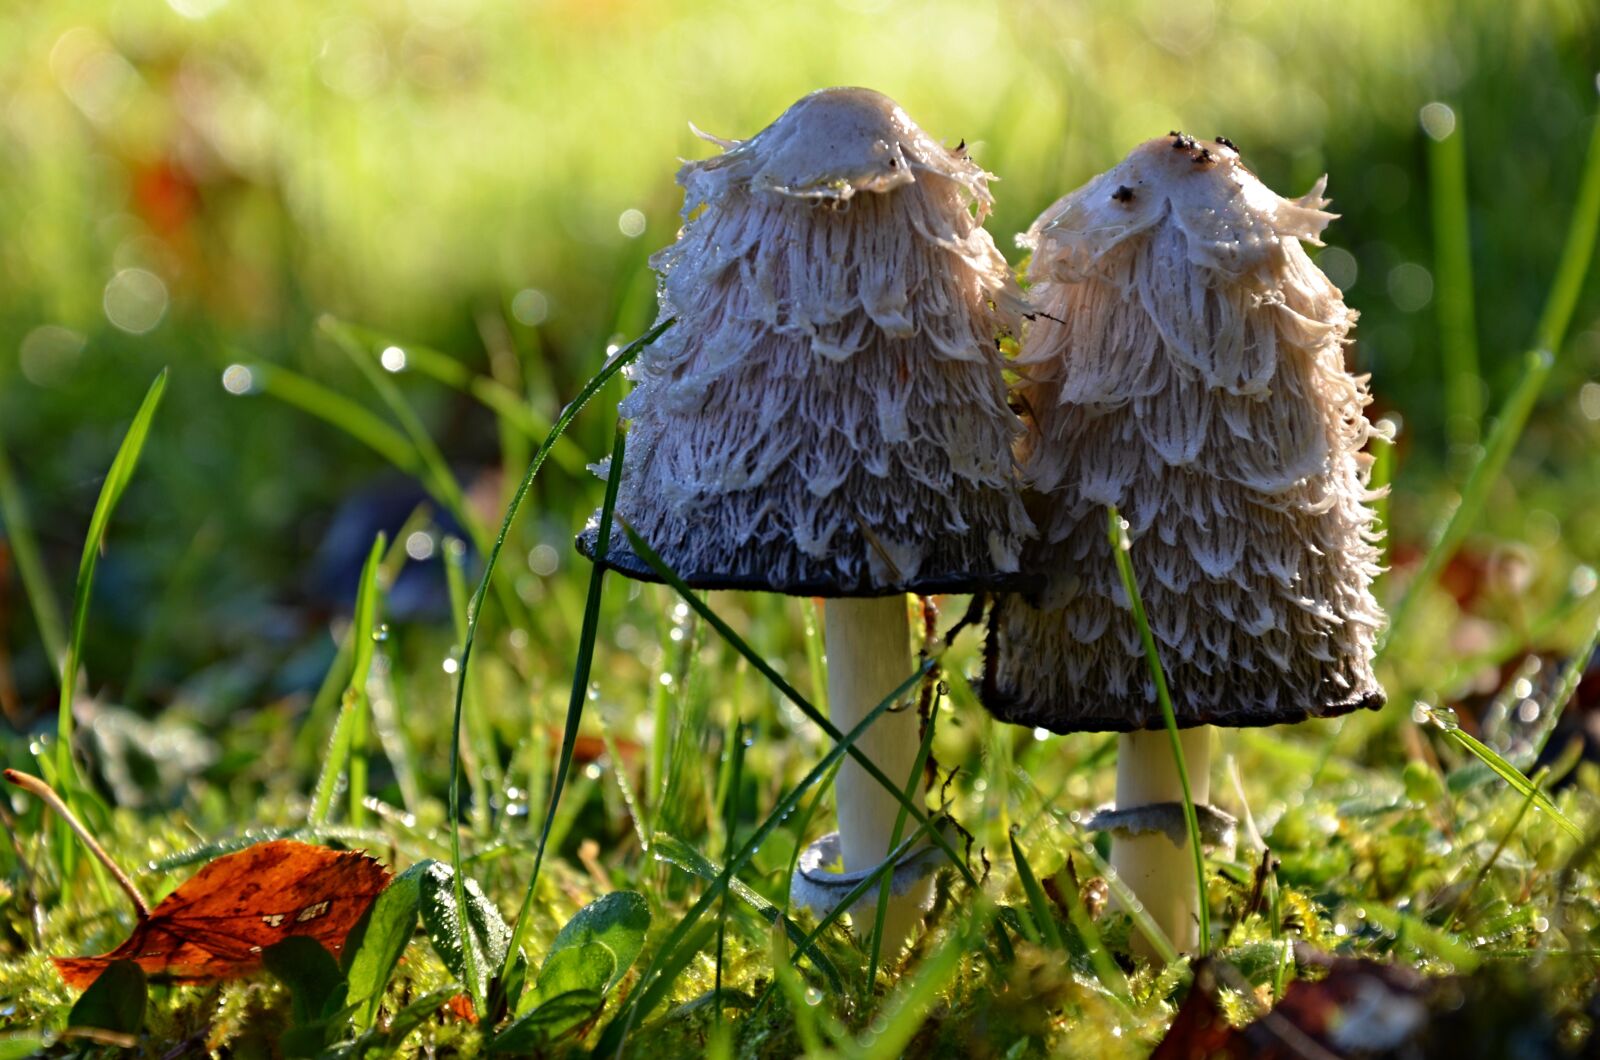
xmin=380 ymin=346 xmax=407 ymax=372
xmin=442 ymin=656 xmax=460 ymax=675
xmin=1534 ymin=916 xmax=1550 ymax=933
xmin=803 ymin=986 xmax=823 ymax=1006
xmin=372 ymin=623 xmax=390 ymax=642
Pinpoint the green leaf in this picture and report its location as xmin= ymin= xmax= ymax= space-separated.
xmin=420 ymin=861 xmax=512 ymax=1007
xmin=342 ymin=861 xmax=431 ymax=1031
xmin=309 ymin=532 xmax=386 ymax=826
xmin=544 ymin=891 xmax=650 ymax=994
xmin=1009 ymin=831 xmax=1065 ymax=952
xmin=264 ymin=936 xmax=348 ymax=1026
xmin=67 ymin=959 xmax=146 ymax=1035
xmin=518 ymin=943 xmax=615 ymax=1017
xmin=493 ymin=988 xmax=605 ymax=1052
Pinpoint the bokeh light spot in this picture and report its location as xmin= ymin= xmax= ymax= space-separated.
xmin=380 ymin=345 xmax=407 ymax=372
xmin=103 ymin=268 xmax=168 ymax=334
xmin=512 ymin=288 xmax=549 ymax=325
xmin=221 ymin=364 xmax=254 ymax=394
xmin=19 ymin=326 xmax=86 ymax=388
xmin=618 ymin=208 xmax=646 ymax=238
xmin=1419 ymin=101 xmax=1456 ymax=141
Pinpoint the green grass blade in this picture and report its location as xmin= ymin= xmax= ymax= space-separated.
xmin=1106 ymin=505 xmax=1210 ymax=955
xmin=1009 ymin=829 xmax=1066 ymax=952
xmin=618 ymin=525 xmax=976 ymax=887
xmin=437 ymin=319 xmax=672 ymax=1003
xmin=867 ymin=697 xmax=938 ymax=984
xmin=249 ymin=363 xmax=421 ymax=474
xmin=309 ymin=532 xmax=386 ymax=825
xmin=0 ymin=440 xmax=67 ymax=668
xmin=500 ymin=425 xmax=626 ymax=977
xmin=53 ymin=369 xmax=168 ymax=792
xmin=1533 ymin=109 xmax=1600 ymax=355
xmin=1430 ymin=719 xmax=1581 ymax=841
xmin=1425 ymin=104 xmax=1482 ymax=452
xmin=853 ymin=903 xmax=991 ymax=1060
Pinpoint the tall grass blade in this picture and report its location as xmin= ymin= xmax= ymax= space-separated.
xmin=501 ymin=425 xmax=626 ymax=975
xmin=53 ymin=369 xmax=168 ymax=796
xmin=309 ymin=532 xmax=386 ymax=825
xmin=1426 ymin=106 xmax=1482 ymax=452
xmin=1106 ymin=505 xmax=1210 ymax=955
xmin=1533 ymin=110 xmax=1600 ymax=356
xmin=435 ymin=319 xmax=672 ymax=1002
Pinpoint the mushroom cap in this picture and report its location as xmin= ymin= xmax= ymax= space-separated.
xmin=582 ymin=88 xmax=1034 ymax=597
xmin=982 ymin=132 xmax=1385 ymax=732
xmin=689 ymin=87 xmax=933 ymax=202
xmin=1021 ymin=133 xmax=1336 ymax=280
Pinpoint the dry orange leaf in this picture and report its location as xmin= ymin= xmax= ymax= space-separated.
xmin=54 ymin=839 xmax=390 ymax=989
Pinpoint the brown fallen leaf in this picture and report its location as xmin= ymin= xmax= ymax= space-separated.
xmin=53 ymin=839 xmax=390 ymax=989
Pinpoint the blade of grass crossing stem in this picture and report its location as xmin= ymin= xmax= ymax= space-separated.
xmin=619 ymin=525 xmax=976 ymax=885
xmin=1386 ymin=111 xmax=1600 ymax=653
xmin=434 ymin=320 xmax=671 ymax=1009
xmin=0 ymin=440 xmax=67 ymax=668
xmin=309 ymin=532 xmax=385 ymax=825
xmin=593 ymin=654 xmax=936 ymax=1057
xmin=749 ymin=815 xmax=940 ymax=1020
xmin=52 ymin=370 xmax=167 ymax=799
xmin=1436 ymin=722 xmax=1582 ymax=840
xmin=501 ymin=426 xmax=626 ymax=978
xmin=1427 ymin=107 xmax=1482 ymax=452
xmin=1073 ymin=835 xmax=1179 ymax=965
xmin=868 ymin=697 xmax=939 ymax=984
xmin=1106 ymin=506 xmax=1210 ymax=955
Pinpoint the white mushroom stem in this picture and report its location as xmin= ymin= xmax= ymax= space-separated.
xmin=825 ymin=595 xmax=930 ymax=952
xmin=1111 ymin=727 xmax=1212 ymax=956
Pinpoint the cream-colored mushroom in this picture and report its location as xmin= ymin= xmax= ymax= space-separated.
xmin=582 ymin=87 xmax=1034 ymax=954
xmin=985 ymin=132 xmax=1385 ymax=954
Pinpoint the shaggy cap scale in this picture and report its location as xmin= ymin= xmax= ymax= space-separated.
xmin=584 ymin=87 xmax=1034 ymax=596
xmin=984 ymin=133 xmax=1386 ymax=732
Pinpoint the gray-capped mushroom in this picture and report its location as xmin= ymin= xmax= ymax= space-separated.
xmin=581 ymin=87 xmax=1034 ymax=952
xmin=984 ymin=133 xmax=1385 ymax=953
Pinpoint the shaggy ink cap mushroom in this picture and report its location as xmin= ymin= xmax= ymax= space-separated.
xmin=983 ymin=131 xmax=1387 ymax=733
xmin=580 ymin=88 xmax=1033 ymax=945
xmin=579 ymin=86 xmax=1034 ymax=597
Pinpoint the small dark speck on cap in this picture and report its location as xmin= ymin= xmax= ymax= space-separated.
xmin=1215 ymin=135 xmax=1238 ymax=150
xmin=1171 ymin=131 xmax=1197 ymax=150
xmin=1194 ymin=147 xmax=1214 ymax=165
xmin=1111 ymin=185 xmax=1135 ymax=203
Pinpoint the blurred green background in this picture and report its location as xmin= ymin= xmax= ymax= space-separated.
xmin=2 ymin=0 xmax=1599 ymax=725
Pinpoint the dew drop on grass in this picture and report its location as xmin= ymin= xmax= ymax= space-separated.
xmin=803 ymin=986 xmax=823 ymax=1006
xmin=372 ymin=623 xmax=390 ymax=642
